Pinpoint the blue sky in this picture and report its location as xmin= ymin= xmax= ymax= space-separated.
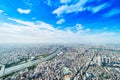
xmin=0 ymin=0 xmax=120 ymax=44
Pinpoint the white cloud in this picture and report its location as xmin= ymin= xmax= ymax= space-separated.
xmin=17 ymin=8 xmax=31 ymax=14
xmin=8 ymin=18 xmax=57 ymax=31
xmin=56 ymin=19 xmax=65 ymax=24
xmin=0 ymin=10 xmax=4 ymax=13
xmin=88 ymin=3 xmax=110 ymax=13
xmin=52 ymin=5 xmax=68 ymax=16
xmin=64 ymin=24 xmax=90 ymax=33
xmin=103 ymin=9 xmax=120 ymax=17
xmin=53 ymin=1 xmax=110 ymax=16
xmin=64 ymin=23 xmax=84 ymax=32
xmin=60 ymin=0 xmax=71 ymax=4
xmin=74 ymin=24 xmax=84 ymax=31
xmin=52 ymin=0 xmax=88 ymax=16
xmin=0 ymin=18 xmax=120 ymax=44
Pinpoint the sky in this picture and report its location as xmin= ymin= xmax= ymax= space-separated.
xmin=0 ymin=0 xmax=120 ymax=44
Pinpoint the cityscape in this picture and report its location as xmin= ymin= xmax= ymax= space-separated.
xmin=0 ymin=0 xmax=120 ymax=80
xmin=0 ymin=44 xmax=120 ymax=80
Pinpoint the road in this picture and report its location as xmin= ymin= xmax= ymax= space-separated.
xmin=0 ymin=48 xmax=62 ymax=77
xmin=72 ymin=47 xmax=118 ymax=80
xmin=103 ymin=67 xmax=116 ymax=80
xmin=72 ymin=48 xmax=93 ymax=80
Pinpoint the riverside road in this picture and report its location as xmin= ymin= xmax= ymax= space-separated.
xmin=0 ymin=48 xmax=61 ymax=77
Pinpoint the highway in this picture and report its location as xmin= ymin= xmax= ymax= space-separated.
xmin=0 ymin=48 xmax=61 ymax=77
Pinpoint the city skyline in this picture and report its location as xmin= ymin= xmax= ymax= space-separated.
xmin=0 ymin=0 xmax=120 ymax=44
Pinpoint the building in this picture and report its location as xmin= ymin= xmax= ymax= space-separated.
xmin=94 ymin=56 xmax=102 ymax=66
xmin=62 ymin=67 xmax=72 ymax=80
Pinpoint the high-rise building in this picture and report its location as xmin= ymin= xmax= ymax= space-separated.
xmin=94 ymin=56 xmax=102 ymax=66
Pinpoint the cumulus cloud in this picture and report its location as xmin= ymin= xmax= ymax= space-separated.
xmin=0 ymin=18 xmax=119 ymax=44
xmin=63 ymin=23 xmax=84 ymax=32
xmin=56 ymin=19 xmax=65 ymax=24
xmin=17 ymin=8 xmax=31 ymax=14
xmin=103 ymin=9 xmax=120 ymax=17
xmin=74 ymin=24 xmax=84 ymax=31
